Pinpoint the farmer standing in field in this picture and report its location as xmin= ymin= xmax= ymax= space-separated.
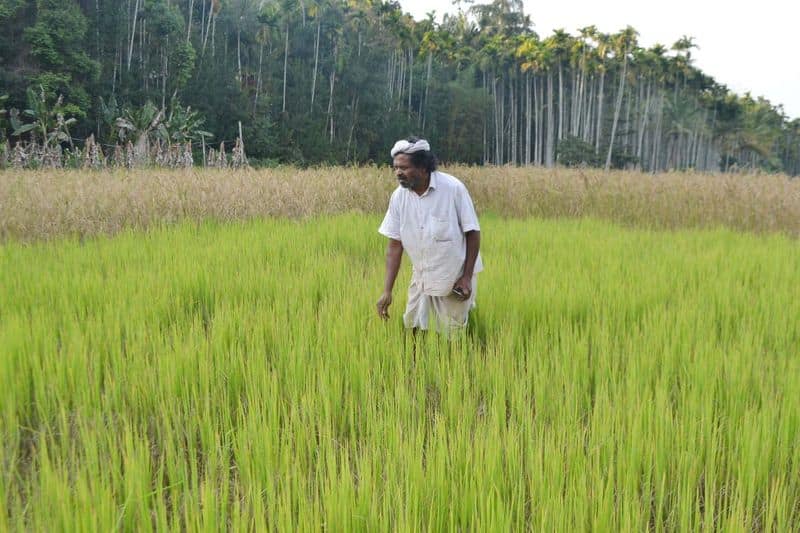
xmin=376 ymin=137 xmax=483 ymax=332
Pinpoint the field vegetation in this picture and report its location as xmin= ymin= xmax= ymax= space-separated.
xmin=1 ymin=167 xmax=799 ymax=530
xmin=2 ymin=166 xmax=799 ymax=242
xmin=3 ymin=0 xmax=800 ymax=174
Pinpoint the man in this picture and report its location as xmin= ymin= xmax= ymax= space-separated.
xmin=376 ymin=137 xmax=483 ymax=332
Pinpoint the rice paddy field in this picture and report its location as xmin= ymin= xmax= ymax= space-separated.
xmin=1 ymin=168 xmax=800 ymax=530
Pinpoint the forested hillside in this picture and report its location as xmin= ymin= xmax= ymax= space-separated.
xmin=1 ymin=0 xmax=798 ymax=173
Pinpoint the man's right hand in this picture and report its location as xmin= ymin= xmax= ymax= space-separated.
xmin=376 ymin=291 xmax=393 ymax=319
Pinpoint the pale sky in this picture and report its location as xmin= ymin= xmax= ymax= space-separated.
xmin=399 ymin=0 xmax=800 ymax=120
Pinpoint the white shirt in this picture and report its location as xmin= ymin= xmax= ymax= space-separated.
xmin=379 ymin=171 xmax=483 ymax=296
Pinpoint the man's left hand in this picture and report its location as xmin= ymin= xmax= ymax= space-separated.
xmin=452 ymin=276 xmax=472 ymax=300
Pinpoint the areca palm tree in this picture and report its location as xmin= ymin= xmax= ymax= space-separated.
xmin=605 ymin=26 xmax=637 ymax=170
xmin=671 ymin=35 xmax=696 ymax=91
xmin=593 ymin=31 xmax=611 ymax=152
xmin=529 ymin=39 xmax=556 ymax=167
xmin=571 ymin=26 xmax=597 ymax=141
xmin=307 ymin=0 xmax=326 ymax=109
xmin=260 ymin=0 xmax=299 ymax=114
xmin=517 ymin=33 xmax=549 ymax=165
xmin=470 ymin=0 xmax=530 ymax=38
xmin=544 ymin=29 xmax=572 ymax=144
xmin=418 ymin=23 xmax=443 ymax=131
xmin=663 ymin=94 xmax=703 ymax=169
xmin=476 ymin=33 xmax=509 ymax=163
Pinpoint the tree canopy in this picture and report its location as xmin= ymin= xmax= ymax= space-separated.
xmin=1 ymin=0 xmax=798 ymax=174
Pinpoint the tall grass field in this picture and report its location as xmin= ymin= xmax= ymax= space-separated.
xmin=2 ymin=210 xmax=799 ymax=530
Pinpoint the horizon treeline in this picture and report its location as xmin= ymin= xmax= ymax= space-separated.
xmin=1 ymin=0 xmax=798 ymax=174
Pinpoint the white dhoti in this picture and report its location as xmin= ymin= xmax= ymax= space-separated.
xmin=403 ymin=274 xmax=478 ymax=332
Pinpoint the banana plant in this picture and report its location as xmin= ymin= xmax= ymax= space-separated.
xmin=98 ymin=95 xmax=121 ymax=144
xmin=156 ymin=97 xmax=213 ymax=144
xmin=10 ymin=87 xmax=76 ymax=149
xmin=113 ymin=100 xmax=164 ymax=162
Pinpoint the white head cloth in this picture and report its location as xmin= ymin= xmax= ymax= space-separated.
xmin=390 ymin=139 xmax=431 ymax=158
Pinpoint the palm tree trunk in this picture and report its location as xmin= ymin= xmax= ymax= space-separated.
xmin=501 ymin=78 xmax=506 ymax=163
xmin=311 ymin=19 xmax=320 ymax=107
xmin=557 ymin=63 xmax=564 ymax=141
xmin=421 ymin=52 xmax=432 ymax=131
xmin=140 ymin=18 xmax=146 ymax=90
xmin=282 ymin=22 xmax=289 ymax=113
xmin=546 ymin=72 xmax=555 ymax=167
xmin=595 ymin=70 xmax=605 ymax=151
xmin=574 ymin=68 xmax=580 ymax=137
xmin=112 ymin=45 xmax=119 ymax=95
xmin=187 ymin=0 xmax=194 ymax=42
xmin=237 ymin=23 xmax=242 ymax=82
xmin=584 ymin=77 xmax=594 ymax=142
xmin=127 ymin=0 xmax=140 ymax=71
xmin=636 ymin=79 xmax=652 ymax=168
xmin=483 ymin=70 xmax=488 ymax=164
xmin=201 ymin=0 xmax=206 ymax=45
xmin=573 ymin=68 xmax=583 ymax=137
xmin=211 ymin=10 xmax=216 ymax=57
xmin=510 ymin=76 xmax=516 ymax=164
xmin=407 ymin=47 xmax=413 ymax=116
xmin=202 ymin=0 xmax=213 ymax=56
xmin=534 ymin=74 xmax=541 ymax=165
xmin=605 ymin=54 xmax=628 ymax=171
xmin=253 ymin=40 xmax=265 ymax=116
xmin=493 ymin=76 xmax=501 ymax=164
xmin=651 ymin=93 xmax=664 ymax=171
xmin=525 ymin=72 xmax=531 ymax=165
xmin=387 ymin=52 xmax=395 ymax=101
xmin=328 ymin=69 xmax=335 ymax=143
xmin=346 ymin=94 xmax=359 ymax=160
xmin=397 ymin=51 xmax=405 ymax=109
xmin=624 ymin=84 xmax=632 ymax=153
xmin=161 ymin=43 xmax=167 ymax=109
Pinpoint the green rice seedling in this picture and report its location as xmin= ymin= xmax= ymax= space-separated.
xmin=1 ymin=214 xmax=799 ymax=530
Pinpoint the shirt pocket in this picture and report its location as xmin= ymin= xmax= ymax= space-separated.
xmin=430 ymin=216 xmax=453 ymax=242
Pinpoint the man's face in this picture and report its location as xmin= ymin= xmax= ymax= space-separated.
xmin=392 ymin=154 xmax=426 ymax=190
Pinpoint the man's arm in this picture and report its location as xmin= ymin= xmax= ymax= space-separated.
xmin=453 ymin=230 xmax=480 ymax=299
xmin=377 ymin=238 xmax=403 ymax=319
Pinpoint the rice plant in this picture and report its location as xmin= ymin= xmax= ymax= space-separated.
xmin=1 ymin=214 xmax=798 ymax=530
xmin=1 ymin=166 xmax=799 ymax=242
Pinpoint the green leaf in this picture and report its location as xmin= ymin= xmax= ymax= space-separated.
xmin=9 ymin=109 xmax=21 ymax=131
xmin=115 ymin=118 xmax=134 ymax=130
xmin=13 ymin=123 xmax=36 ymax=136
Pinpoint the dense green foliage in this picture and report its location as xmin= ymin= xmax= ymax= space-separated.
xmin=0 ymin=0 xmax=798 ymax=173
xmin=1 ymin=215 xmax=799 ymax=529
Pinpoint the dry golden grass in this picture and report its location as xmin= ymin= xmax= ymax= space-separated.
xmin=1 ymin=166 xmax=798 ymax=241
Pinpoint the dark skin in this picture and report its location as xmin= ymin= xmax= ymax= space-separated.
xmin=376 ymin=154 xmax=481 ymax=319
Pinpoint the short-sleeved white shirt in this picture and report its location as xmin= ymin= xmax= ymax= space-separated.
xmin=378 ymin=170 xmax=483 ymax=296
